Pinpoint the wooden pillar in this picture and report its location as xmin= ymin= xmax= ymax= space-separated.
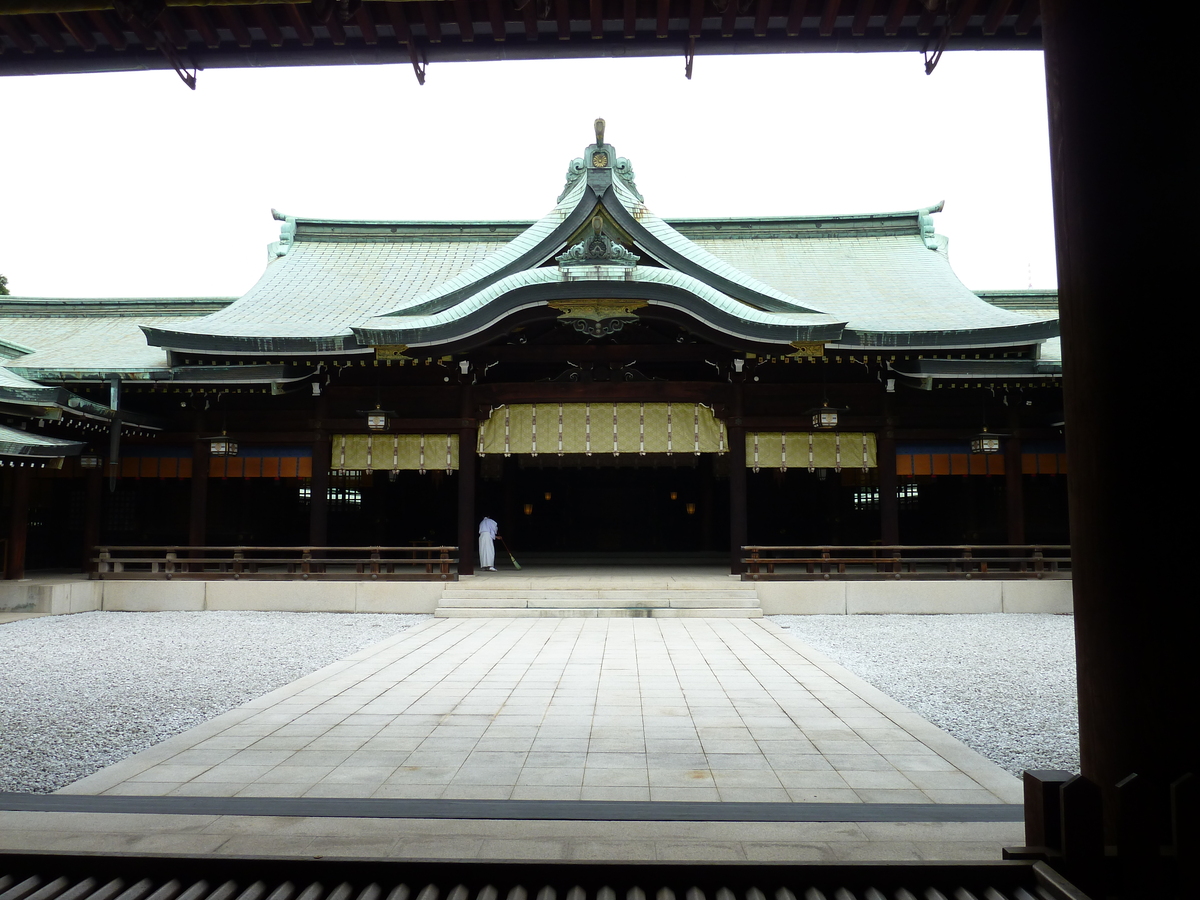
xmin=728 ymin=382 xmax=747 ymax=574
xmin=6 ymin=467 xmax=31 ymax=580
xmin=1004 ymin=417 xmax=1025 ymax=546
xmin=188 ymin=439 xmax=209 ymax=549
xmin=457 ymin=381 xmax=476 ymax=576
xmin=878 ymin=418 xmax=899 ymax=546
xmin=1043 ymin=0 xmax=1196 ymax=844
xmin=81 ymin=464 xmax=102 ymax=573
xmin=309 ymin=438 xmax=330 ymax=547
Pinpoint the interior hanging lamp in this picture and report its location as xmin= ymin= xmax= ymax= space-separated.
xmin=971 ymin=426 xmax=1003 ymax=454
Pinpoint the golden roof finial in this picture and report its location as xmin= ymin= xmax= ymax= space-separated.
xmin=594 ymin=118 xmax=606 ymax=146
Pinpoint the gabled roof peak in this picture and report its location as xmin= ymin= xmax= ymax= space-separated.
xmin=559 ymin=118 xmax=644 ymax=203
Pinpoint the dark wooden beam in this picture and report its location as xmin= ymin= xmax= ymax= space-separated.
xmin=689 ymin=0 xmax=704 ymax=37
xmin=218 ymin=5 xmax=252 ymax=47
xmin=86 ymin=9 xmax=125 ymax=49
xmin=473 ymin=381 xmax=730 ymax=405
xmin=915 ymin=0 xmax=934 ymax=34
xmin=721 ymin=0 xmax=736 ymax=36
xmin=157 ymin=8 xmax=189 ymax=48
xmin=852 ymin=0 xmax=873 ymax=35
xmin=753 ymin=0 xmax=770 ymax=36
xmin=590 ymin=0 xmax=602 ymax=38
xmin=188 ymin=437 xmax=209 ymax=547
xmin=950 ymin=0 xmax=978 ymax=34
xmin=656 ymin=0 xmax=669 ymax=37
xmin=624 ymin=0 xmax=635 ymax=38
xmin=324 ymin=7 xmax=346 ymax=43
xmin=282 ymin=1 xmax=314 ymax=44
xmin=382 ymin=0 xmax=409 ymax=43
xmin=24 ymin=13 xmax=65 ymax=51
xmin=819 ymin=0 xmax=841 ymax=36
xmin=452 ymin=0 xmax=474 ymax=41
xmin=555 ymin=0 xmax=569 ymax=40
xmin=982 ymin=0 xmax=1014 ymax=34
xmin=252 ymin=4 xmax=283 ymax=46
xmin=0 ymin=14 xmax=35 ymax=52
xmin=418 ymin=0 xmax=441 ymax=43
xmin=5 ymin=469 xmax=31 ymax=581
xmin=520 ymin=0 xmax=537 ymax=40
xmin=56 ymin=11 xmax=96 ymax=50
xmin=785 ymin=0 xmax=803 ymax=36
xmin=354 ymin=4 xmax=377 ymax=44
xmin=488 ymin=0 xmax=507 ymax=40
xmin=183 ymin=6 xmax=220 ymax=47
xmin=1013 ymin=0 xmax=1038 ymax=34
xmin=883 ymin=0 xmax=907 ymax=35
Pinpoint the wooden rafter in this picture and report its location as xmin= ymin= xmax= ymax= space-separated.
xmin=217 ymin=5 xmax=251 ymax=46
xmin=418 ymin=0 xmax=441 ymax=42
xmin=354 ymin=4 xmax=377 ymax=44
xmin=624 ymin=0 xmax=635 ymax=39
xmin=785 ymin=0 xmax=802 ymax=37
xmin=915 ymin=0 xmax=934 ymax=35
xmin=325 ymin=9 xmax=346 ymax=43
xmin=252 ymin=4 xmax=283 ymax=46
xmin=284 ymin=2 xmax=314 ymax=44
xmin=819 ymin=0 xmax=841 ymax=37
xmin=950 ymin=0 xmax=977 ymax=35
xmin=520 ymin=0 xmax=537 ymax=41
xmin=590 ymin=0 xmax=602 ymax=39
xmin=851 ymin=0 xmax=872 ymax=36
xmin=159 ymin=8 xmax=190 ymax=48
xmin=85 ymin=9 xmax=125 ymax=49
xmin=1013 ymin=0 xmax=1038 ymax=35
xmin=383 ymin=0 xmax=409 ymax=43
xmin=689 ymin=0 xmax=703 ymax=39
xmin=23 ymin=13 xmax=65 ymax=51
xmin=183 ymin=6 xmax=220 ymax=47
xmin=55 ymin=10 xmax=96 ymax=50
xmin=0 ymin=14 xmax=34 ymax=51
xmin=554 ymin=0 xmax=568 ymax=40
xmin=981 ymin=0 xmax=1013 ymax=34
xmin=487 ymin=0 xmax=506 ymax=41
xmin=753 ymin=0 xmax=770 ymax=37
xmin=882 ymin=0 xmax=906 ymax=36
xmin=655 ymin=0 xmax=668 ymax=38
xmin=452 ymin=0 xmax=473 ymax=41
xmin=720 ymin=0 xmax=736 ymax=37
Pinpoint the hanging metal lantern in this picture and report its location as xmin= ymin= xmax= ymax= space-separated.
xmin=806 ymin=402 xmax=845 ymax=429
xmin=79 ymin=455 xmax=103 ymax=469
xmin=209 ymin=436 xmax=238 ymax=456
xmin=971 ymin=428 xmax=1002 ymax=454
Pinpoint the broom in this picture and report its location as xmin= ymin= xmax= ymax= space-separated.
xmin=497 ymin=536 xmax=522 ymax=570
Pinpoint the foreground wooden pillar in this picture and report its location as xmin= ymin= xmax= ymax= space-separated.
xmin=728 ymin=382 xmax=747 ymax=574
xmin=457 ymin=382 xmax=476 ymax=576
xmin=309 ymin=438 xmax=330 ymax=547
xmin=6 ymin=467 xmax=31 ymax=580
xmin=1004 ymin=425 xmax=1025 ymax=546
xmin=1043 ymin=0 xmax=1196 ymax=845
xmin=878 ymin=422 xmax=899 ymax=545
xmin=81 ymin=464 xmax=102 ymax=572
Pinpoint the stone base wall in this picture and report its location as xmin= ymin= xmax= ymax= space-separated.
xmin=755 ymin=579 xmax=1073 ymax=615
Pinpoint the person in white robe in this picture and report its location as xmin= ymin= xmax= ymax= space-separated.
xmin=478 ymin=516 xmax=499 ymax=571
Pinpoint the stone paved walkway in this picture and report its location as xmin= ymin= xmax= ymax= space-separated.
xmin=60 ymin=618 xmax=1020 ymax=805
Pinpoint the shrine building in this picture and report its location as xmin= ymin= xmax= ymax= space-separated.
xmin=0 ymin=121 xmax=1064 ymax=577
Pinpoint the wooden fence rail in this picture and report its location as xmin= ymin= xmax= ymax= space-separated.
xmin=91 ymin=546 xmax=458 ymax=581
xmin=741 ymin=545 xmax=1070 ymax=580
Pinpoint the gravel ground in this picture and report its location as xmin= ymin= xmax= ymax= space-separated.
xmin=0 ymin=611 xmax=427 ymax=793
xmin=773 ymin=613 xmax=1079 ymax=777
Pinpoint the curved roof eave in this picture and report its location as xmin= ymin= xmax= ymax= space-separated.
xmin=139 ymin=325 xmax=366 ymax=356
xmin=832 ymin=318 xmax=1060 ymax=350
xmin=354 ymin=266 xmax=845 ymax=349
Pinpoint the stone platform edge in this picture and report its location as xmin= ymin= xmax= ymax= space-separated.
xmin=1 ymin=578 xmax=1072 ymax=616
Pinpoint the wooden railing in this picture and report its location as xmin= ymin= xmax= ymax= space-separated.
xmin=741 ymin=544 xmax=1070 ymax=580
xmin=91 ymin=546 xmax=458 ymax=581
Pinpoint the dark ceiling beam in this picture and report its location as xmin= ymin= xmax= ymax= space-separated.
xmin=24 ymin=12 xmax=66 ymax=50
xmin=720 ymin=0 xmax=735 ymax=36
xmin=217 ymin=4 xmax=251 ymax=45
xmin=520 ymin=0 xmax=537 ymax=40
xmin=284 ymin=1 xmax=313 ymax=43
xmin=418 ymin=0 xmax=441 ymax=41
xmin=590 ymin=0 xmax=602 ymax=39
xmin=851 ymin=0 xmax=871 ymax=35
xmin=1013 ymin=0 xmax=1037 ymax=34
xmin=354 ymin=4 xmax=378 ymax=43
xmin=785 ymin=0 xmax=803 ymax=36
xmin=0 ymin=14 xmax=34 ymax=50
xmin=451 ymin=0 xmax=473 ymax=41
xmin=158 ymin=7 xmax=190 ymax=47
xmin=56 ymin=11 xmax=97 ymax=49
xmin=183 ymin=6 xmax=220 ymax=46
xmin=915 ymin=0 xmax=933 ymax=34
xmin=950 ymin=0 xmax=977 ymax=34
xmin=882 ymin=0 xmax=905 ymax=34
xmin=623 ymin=0 xmax=635 ymax=38
xmin=487 ymin=0 xmax=506 ymax=40
xmin=753 ymin=0 xmax=769 ymax=36
xmin=251 ymin=4 xmax=282 ymax=45
xmin=554 ymin=0 xmax=568 ymax=39
xmin=85 ymin=8 xmax=125 ymax=48
xmin=819 ymin=0 xmax=841 ymax=36
xmin=689 ymin=0 xmax=703 ymax=37
xmin=383 ymin=0 xmax=410 ymax=43
xmin=655 ymin=0 xmax=668 ymax=37
xmin=981 ymin=0 xmax=1011 ymax=33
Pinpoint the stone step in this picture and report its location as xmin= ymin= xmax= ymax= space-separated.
xmin=441 ymin=589 xmax=757 ymax=601
xmin=435 ymin=607 xmax=763 ymax=618
xmin=439 ymin=596 xmax=761 ymax=609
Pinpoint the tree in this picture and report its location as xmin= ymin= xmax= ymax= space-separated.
xmin=0 ymin=274 xmax=8 ymax=295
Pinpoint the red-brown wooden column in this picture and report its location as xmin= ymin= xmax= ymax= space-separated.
xmin=6 ymin=467 xmax=31 ymax=580
xmin=457 ymin=379 xmax=476 ymax=576
xmin=1004 ymin=413 xmax=1025 ymax=546
xmin=878 ymin=415 xmax=899 ymax=546
xmin=309 ymin=394 xmax=329 ymax=548
xmin=188 ymin=438 xmax=209 ymax=549
xmin=1043 ymin=0 xmax=1196 ymax=847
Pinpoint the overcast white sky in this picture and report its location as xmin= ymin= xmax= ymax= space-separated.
xmin=0 ymin=49 xmax=1055 ymax=299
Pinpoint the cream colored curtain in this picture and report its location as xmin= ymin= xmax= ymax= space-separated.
xmin=477 ymin=403 xmax=727 ymax=456
xmin=332 ymin=434 xmax=460 ymax=472
xmin=747 ymin=432 xmax=877 ymax=471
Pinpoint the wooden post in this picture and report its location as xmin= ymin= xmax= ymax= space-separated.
xmin=728 ymin=382 xmax=747 ymax=574
xmin=878 ymin=418 xmax=899 ymax=546
xmin=1005 ymin=412 xmax=1025 ymax=546
xmin=309 ymin=437 xmax=331 ymax=547
xmin=189 ymin=438 xmax=209 ymax=550
xmin=457 ymin=380 xmax=476 ymax=576
xmin=1043 ymin=0 xmax=1196 ymax=844
xmin=6 ymin=467 xmax=31 ymax=580
xmin=81 ymin=463 xmax=102 ymax=573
